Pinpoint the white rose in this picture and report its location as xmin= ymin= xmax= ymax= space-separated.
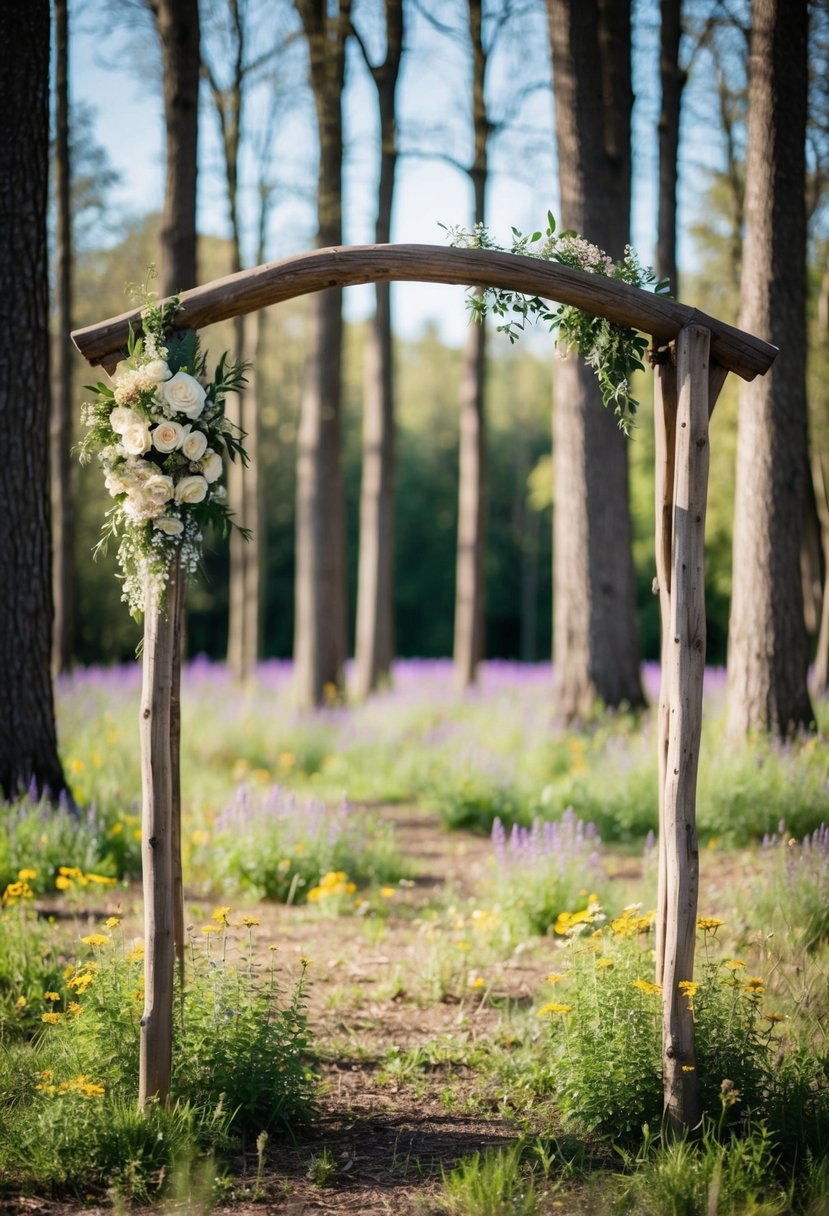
xmin=182 ymin=429 xmax=208 ymax=462
xmin=153 ymin=516 xmax=184 ymax=536
xmin=104 ymin=470 xmax=130 ymax=497
xmin=200 ymin=449 xmax=223 ymax=483
xmin=162 ymin=371 xmax=206 ymax=419
xmin=121 ymin=422 xmax=152 ymax=455
xmin=110 ymin=406 xmax=142 ymax=434
xmin=144 ymin=474 xmax=174 ymax=504
xmin=152 ymin=420 xmax=189 ymax=453
xmin=144 ymin=359 xmax=171 ymax=383
xmin=174 ymin=474 xmax=208 ymax=504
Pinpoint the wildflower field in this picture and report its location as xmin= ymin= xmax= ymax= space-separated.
xmin=2 ymin=660 xmax=829 ymax=1215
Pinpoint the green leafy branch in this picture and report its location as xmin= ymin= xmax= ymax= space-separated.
xmin=442 ymin=214 xmax=672 ymax=434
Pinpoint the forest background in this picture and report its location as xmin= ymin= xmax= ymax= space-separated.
xmin=60 ymin=0 xmax=828 ymax=674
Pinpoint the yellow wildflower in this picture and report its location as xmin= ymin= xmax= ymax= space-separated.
xmin=468 ymin=975 xmax=485 ymax=989
xmin=44 ymin=992 xmax=60 ymax=1002
xmin=67 ymin=972 xmax=94 ymax=994
xmin=105 ymin=916 xmax=121 ymax=928
xmin=632 ymin=978 xmax=662 ymax=997
xmin=725 ymin=959 xmax=745 ymax=971
xmin=764 ymin=1012 xmax=785 ymax=1024
xmin=125 ymin=944 xmax=145 ymax=963
xmin=241 ymin=916 xmax=260 ymax=927
xmin=81 ymin=934 xmax=109 ymax=949
xmin=17 ymin=868 xmax=38 ymax=882
xmin=211 ymin=906 xmax=232 ymax=926
xmin=55 ymin=876 xmax=73 ymax=891
xmin=678 ymin=981 xmax=699 ymax=999
xmin=58 ymin=867 xmax=82 ymax=878
xmin=744 ymin=977 xmax=765 ymax=995
xmin=380 ymin=886 xmax=396 ymax=899
xmin=696 ymin=916 xmax=724 ymax=933
xmin=15 ymin=995 xmax=27 ymax=1010
xmin=41 ymin=1012 xmax=61 ymax=1025
xmin=67 ymin=1002 xmax=82 ymax=1017
xmin=85 ymin=874 xmax=117 ymax=886
xmin=596 ymin=958 xmax=614 ymax=970
xmin=546 ymin=973 xmax=565 ymax=985
xmin=201 ymin=924 xmax=221 ymax=935
xmin=536 ymin=1001 xmax=574 ymax=1016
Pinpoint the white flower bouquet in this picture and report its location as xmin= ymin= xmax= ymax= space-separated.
xmin=79 ymin=294 xmax=248 ymax=618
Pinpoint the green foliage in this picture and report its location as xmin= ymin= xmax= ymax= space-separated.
xmin=490 ymin=810 xmax=610 ymax=939
xmin=740 ymin=824 xmax=829 ymax=952
xmin=440 ymin=1142 xmax=539 ymax=1216
xmin=0 ymin=792 xmax=114 ymax=893
xmin=0 ymin=907 xmax=67 ymax=1041
xmin=442 ymin=214 xmax=670 ymax=432
xmin=534 ymin=912 xmax=829 ymax=1153
xmin=428 ymin=767 xmax=528 ymax=834
xmin=175 ymin=927 xmax=314 ymax=1134
xmin=0 ymin=914 xmax=314 ymax=1197
xmin=614 ymin=1121 xmax=792 ymax=1216
xmin=198 ymin=786 xmax=409 ymax=903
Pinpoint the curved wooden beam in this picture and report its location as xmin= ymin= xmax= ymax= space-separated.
xmin=72 ymin=242 xmax=777 ymax=380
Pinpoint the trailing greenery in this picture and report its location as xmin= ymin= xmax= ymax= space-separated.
xmin=442 ymin=213 xmax=671 ymax=432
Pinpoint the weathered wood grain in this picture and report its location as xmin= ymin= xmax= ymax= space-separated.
xmin=72 ymin=243 xmax=777 ymax=381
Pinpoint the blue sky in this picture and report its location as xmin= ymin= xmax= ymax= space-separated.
xmin=70 ymin=0 xmax=720 ymax=344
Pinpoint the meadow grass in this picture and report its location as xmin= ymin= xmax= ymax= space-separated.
xmin=0 ymin=660 xmax=826 ymax=1207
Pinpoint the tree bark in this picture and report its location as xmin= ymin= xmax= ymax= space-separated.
xmin=656 ymin=0 xmax=683 ymax=296
xmin=149 ymin=0 xmax=199 ymax=984
xmin=453 ymin=0 xmax=489 ymax=690
xmin=151 ymin=0 xmax=200 ymax=297
xmin=547 ymin=0 xmax=645 ymax=718
xmin=726 ymin=0 xmax=813 ymax=738
xmin=353 ymin=0 xmax=403 ymax=698
xmin=51 ymin=0 xmax=74 ymax=677
xmin=293 ymin=0 xmax=350 ymax=708
xmin=0 ymin=0 xmax=66 ymax=801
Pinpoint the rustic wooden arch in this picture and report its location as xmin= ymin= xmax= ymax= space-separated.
xmin=73 ymin=243 xmax=776 ymax=1133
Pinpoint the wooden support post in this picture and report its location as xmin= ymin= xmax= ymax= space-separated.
xmin=170 ymin=596 xmax=185 ymax=993
xmin=652 ymin=345 xmax=678 ymax=985
xmin=138 ymin=556 xmax=181 ymax=1110
xmin=661 ymin=325 xmax=711 ymax=1133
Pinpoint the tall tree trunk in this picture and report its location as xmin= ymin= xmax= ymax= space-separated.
xmin=454 ymin=0 xmax=489 ymax=689
xmin=51 ymin=0 xmax=74 ymax=676
xmin=0 ymin=0 xmax=66 ymax=799
xmin=813 ymin=252 xmax=829 ymax=695
xmin=149 ymin=0 xmax=199 ymax=984
xmin=293 ymin=0 xmax=350 ymax=708
xmin=353 ymin=0 xmax=403 ymax=699
xmin=152 ymin=0 xmax=200 ymax=296
xmin=202 ymin=0 xmax=264 ymax=683
xmin=656 ymin=0 xmax=683 ymax=296
xmin=726 ymin=0 xmax=813 ymax=738
xmin=547 ymin=0 xmax=645 ymax=718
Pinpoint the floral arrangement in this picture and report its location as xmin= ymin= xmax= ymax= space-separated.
xmin=442 ymin=213 xmax=671 ymax=432
xmin=79 ymin=292 xmax=248 ymax=618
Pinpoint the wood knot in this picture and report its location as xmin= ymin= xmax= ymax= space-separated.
xmin=142 ymin=708 xmax=151 ymax=719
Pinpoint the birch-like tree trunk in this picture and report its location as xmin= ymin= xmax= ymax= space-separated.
xmin=293 ymin=0 xmax=350 ymax=708
xmin=353 ymin=0 xmax=403 ymax=699
xmin=547 ymin=0 xmax=644 ymax=719
xmin=0 ymin=0 xmax=66 ymax=800
xmin=726 ymin=0 xmax=813 ymax=738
